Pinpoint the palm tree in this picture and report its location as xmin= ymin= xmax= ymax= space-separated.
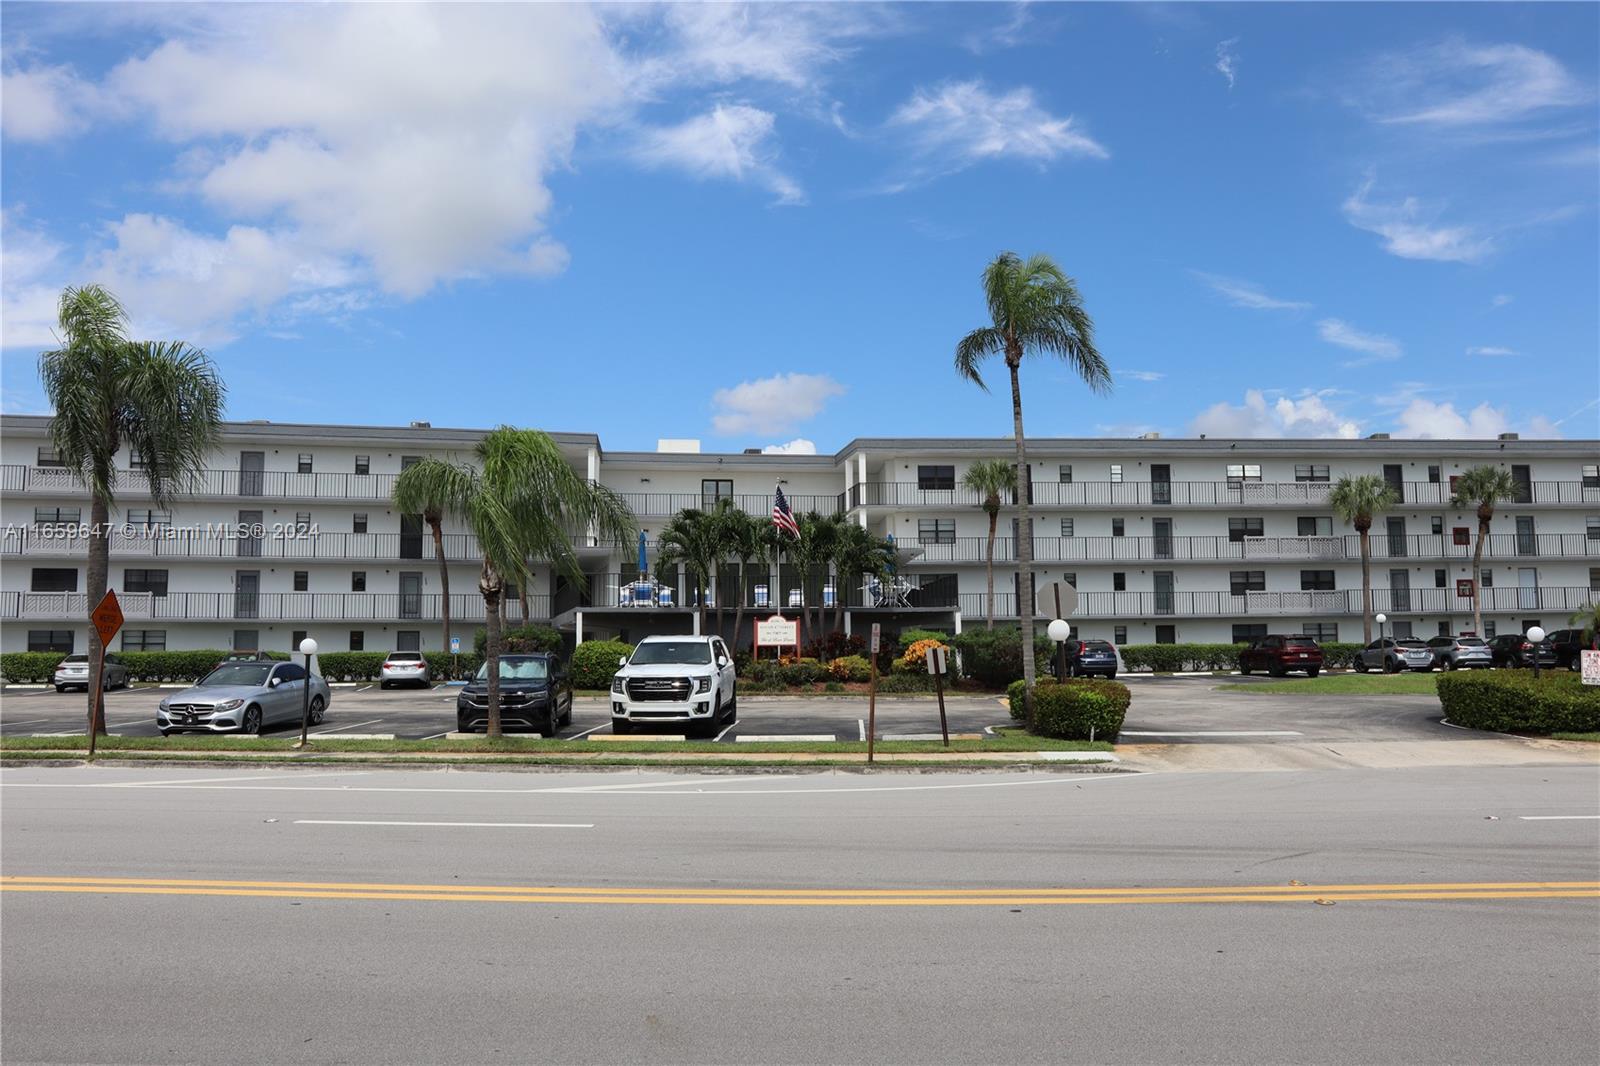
xmin=723 ymin=508 xmax=769 ymax=652
xmin=656 ymin=508 xmax=719 ymax=637
xmin=955 ymin=252 xmax=1110 ymax=722
xmin=1329 ymin=474 xmax=1400 ymax=643
xmin=1451 ymin=465 xmax=1519 ymax=637
xmin=792 ymin=512 xmax=842 ymax=643
xmin=392 ymin=427 xmax=633 ymax=736
xmin=706 ymin=497 xmax=745 ymax=641
xmin=39 ymin=285 xmax=225 ymax=733
xmin=391 ymin=467 xmax=455 ymax=655
xmin=962 ymin=458 xmax=1016 ymax=630
xmin=830 ymin=523 xmax=896 ymax=639
xmin=1569 ymin=602 xmax=1600 ymax=651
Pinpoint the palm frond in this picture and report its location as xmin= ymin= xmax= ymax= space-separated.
xmin=1328 ymin=474 xmax=1400 ymax=527
xmin=955 ymin=327 xmax=1004 ymax=390
xmin=119 ymin=341 xmax=226 ymax=509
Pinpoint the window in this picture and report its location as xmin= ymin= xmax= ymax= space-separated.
xmin=121 ymin=630 xmax=166 ymax=651
xmin=1431 ymin=516 xmax=1444 ymax=535
xmin=917 ymin=519 xmax=955 ymax=545
xmin=294 ymin=512 xmax=312 ymax=533
xmin=1587 ymin=517 xmax=1600 ymax=541
xmin=396 ymin=631 xmax=422 ymax=652
xmin=349 ymin=630 xmax=365 ymax=651
xmin=1484 ymin=620 xmax=1497 ymax=638
xmin=1438 ymin=620 xmax=1452 ymax=637
xmin=1481 ymin=569 xmax=1494 ymax=588
xmin=1155 ymin=625 xmax=1176 ymax=644
xmin=1294 ymin=464 xmax=1329 ymax=482
xmin=126 ymin=509 xmax=171 ymax=529
xmin=1228 ymin=464 xmax=1263 ymax=483
xmin=916 ymin=465 xmax=955 ymax=491
xmin=1452 ymin=527 xmax=1471 ymax=546
xmin=1228 ymin=517 xmax=1264 ymax=543
xmin=1113 ymin=625 xmax=1127 ymax=644
xmin=297 ymin=454 xmax=313 ymax=474
xmin=351 ymin=571 xmax=367 ymax=592
xmin=291 ymin=630 xmax=307 ymax=649
xmin=1392 ymin=621 xmax=1414 ymax=639
xmin=1302 ymin=623 xmax=1339 ymax=642
xmin=401 ymin=455 xmax=422 ymax=469
xmin=1427 ymin=465 xmax=1441 ymax=484
xmin=1230 ymin=571 xmax=1266 ymax=596
xmin=1296 ymin=516 xmax=1332 ymax=537
xmin=1111 ymin=518 xmax=1125 ymax=537
xmin=1112 ymin=572 xmax=1126 ymax=592
xmin=128 ymin=448 xmax=149 ymax=469
xmin=293 ymin=571 xmax=309 ymax=592
xmin=33 ymin=507 xmax=81 ymax=527
xmin=1232 ymin=624 xmax=1268 ymax=643
xmin=503 ymin=580 xmax=520 ymax=601
xmin=1583 ymin=465 xmax=1600 ymax=488
xmin=123 ymin=569 xmax=168 ymax=597
xmin=1434 ymin=569 xmax=1447 ymax=589
xmin=1058 ymin=465 xmax=1072 ymax=483
xmin=1300 ymin=570 xmax=1336 ymax=591
xmin=232 ymin=630 xmax=260 ymax=651
xmin=355 ymin=455 xmax=370 ymax=475
xmin=28 ymin=630 xmax=74 ymax=652
xmin=1591 ymin=567 xmax=1600 ymax=592
xmin=1055 ymin=518 xmax=1075 ymax=538
xmin=701 ymin=479 xmax=733 ymax=505
xmin=36 ymin=446 xmax=65 ymax=467
xmin=1061 ymin=573 xmax=1077 ymax=588
xmin=1109 ymin=464 xmax=1123 ymax=484
xmin=31 ymin=568 xmax=78 ymax=592
xmin=353 ymin=513 xmax=368 ymax=534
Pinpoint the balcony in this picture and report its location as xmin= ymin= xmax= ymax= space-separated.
xmin=849 ymin=480 xmax=1600 ymax=510
xmin=1 ymin=528 xmax=486 ymax=563
xmin=614 ymin=491 xmax=844 ymax=519
xmin=956 ymin=586 xmax=1596 ymax=621
xmin=2 ymin=591 xmax=552 ymax=623
xmin=3 ymin=465 xmax=406 ymax=502
xmin=905 ymin=533 xmax=1600 ymax=565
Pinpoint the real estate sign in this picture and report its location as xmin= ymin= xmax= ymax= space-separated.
xmin=1581 ymin=649 xmax=1600 ymax=687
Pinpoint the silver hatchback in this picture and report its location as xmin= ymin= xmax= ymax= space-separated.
xmin=158 ymin=661 xmax=331 ymax=736
xmin=1426 ymin=635 xmax=1493 ymax=670
xmin=1355 ymin=638 xmax=1436 ymax=673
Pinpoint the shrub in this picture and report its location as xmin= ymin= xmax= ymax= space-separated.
xmin=899 ymin=638 xmax=948 ymax=672
xmin=1 ymin=652 xmax=66 ymax=683
xmin=317 ymin=652 xmax=388 ymax=682
xmin=424 ymin=651 xmax=483 ymax=681
xmin=571 ymin=640 xmax=634 ymax=690
xmin=823 ymin=681 xmax=844 ymax=693
xmin=475 ymin=625 xmax=563 ymax=656
xmin=804 ymin=632 xmax=866 ymax=662
xmin=1007 ymin=678 xmax=1130 ymax=741
xmin=877 ymin=672 xmax=935 ymax=693
xmin=1437 ymin=671 xmax=1599 ymax=735
xmin=781 ymin=658 xmax=828 ymax=685
xmin=949 ymin=627 xmax=1053 ymax=689
xmin=897 ymin=628 xmax=951 ymax=652
xmin=828 ymin=655 xmax=872 ymax=683
xmin=744 ymin=659 xmax=782 ymax=685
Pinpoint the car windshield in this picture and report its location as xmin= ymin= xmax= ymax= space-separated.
xmin=1081 ymin=641 xmax=1114 ymax=652
xmin=475 ymin=658 xmax=549 ymax=681
xmin=60 ymin=655 xmax=87 ymax=664
xmin=629 ymin=641 xmax=713 ymax=666
xmin=199 ymin=664 xmax=273 ymax=687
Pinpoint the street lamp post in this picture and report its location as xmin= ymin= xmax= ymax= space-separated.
xmin=1527 ymin=625 xmax=1546 ymax=680
xmin=1047 ymin=618 xmax=1071 ymax=681
xmin=296 ymin=637 xmax=318 ymax=748
xmin=1375 ymin=613 xmax=1387 ymax=670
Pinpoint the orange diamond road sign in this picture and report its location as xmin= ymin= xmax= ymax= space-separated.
xmin=91 ymin=590 xmax=124 ymax=646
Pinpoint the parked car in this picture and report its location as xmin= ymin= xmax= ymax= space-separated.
xmin=379 ymin=651 xmax=431 ymax=689
xmin=53 ymin=653 xmax=130 ymax=693
xmin=611 ymin=635 xmax=737 ymax=738
xmin=1354 ymin=638 xmax=1435 ymax=673
xmin=211 ymin=650 xmax=276 ymax=672
xmin=157 ymin=660 xmax=330 ymax=736
xmin=456 ymin=654 xmax=572 ymax=736
xmin=1543 ymin=629 xmax=1591 ymax=671
xmin=1238 ymin=635 xmax=1324 ymax=677
xmin=1063 ymin=638 xmax=1119 ymax=679
xmin=1487 ymin=633 xmax=1559 ymax=669
xmin=1425 ymin=635 xmax=1494 ymax=671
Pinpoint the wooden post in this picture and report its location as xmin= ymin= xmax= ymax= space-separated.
xmin=86 ymin=646 xmax=103 ymax=760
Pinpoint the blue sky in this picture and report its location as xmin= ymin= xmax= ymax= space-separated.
xmin=3 ymin=2 xmax=1596 ymax=452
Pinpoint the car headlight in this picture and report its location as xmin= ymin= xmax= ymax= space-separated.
xmin=611 ymin=677 xmax=625 ymax=694
xmin=694 ymin=677 xmax=710 ymax=693
xmin=159 ymin=699 xmax=169 ymax=710
xmin=216 ymin=699 xmax=245 ymax=711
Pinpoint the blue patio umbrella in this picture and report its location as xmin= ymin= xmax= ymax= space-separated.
xmin=638 ymin=530 xmax=648 ymax=578
xmin=885 ymin=532 xmax=896 ymax=576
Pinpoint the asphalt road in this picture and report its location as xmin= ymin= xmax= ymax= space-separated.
xmin=0 ymin=675 xmax=1463 ymax=745
xmin=2 ymin=762 xmax=1597 ymax=1064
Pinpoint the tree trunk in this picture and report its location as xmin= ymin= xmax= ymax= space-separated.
xmin=518 ymin=558 xmax=530 ymax=626
xmin=480 ymin=561 xmax=503 ymax=738
xmin=429 ymin=516 xmax=450 ymax=654
xmin=1007 ymin=354 xmax=1036 ymax=729
xmin=834 ymin=564 xmax=845 ymax=640
xmin=984 ymin=506 xmax=998 ymax=631
xmin=714 ymin=561 xmax=724 ymax=642
xmin=696 ymin=574 xmax=707 ymax=637
xmin=1471 ymin=515 xmax=1489 ymax=636
xmin=1358 ymin=525 xmax=1373 ymax=644
xmin=86 ymin=489 xmax=111 ymax=735
xmin=732 ymin=559 xmax=746 ymax=654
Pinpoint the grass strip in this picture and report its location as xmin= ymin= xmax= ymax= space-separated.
xmin=1216 ymin=673 xmax=1440 ymax=695
xmin=1551 ymin=732 xmax=1600 ymax=743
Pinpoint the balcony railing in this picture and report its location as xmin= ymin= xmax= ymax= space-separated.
xmin=614 ymin=492 xmax=844 ymax=519
xmin=957 ymin=585 xmax=1596 ymax=620
xmin=0 ymin=528 xmax=486 ymax=562
xmin=3 ymin=465 xmax=407 ymax=501
xmin=1 ymin=591 xmax=552 ymax=623
xmin=906 ymin=532 xmax=1600 ymax=565
xmin=850 ymin=480 xmax=1600 ymax=509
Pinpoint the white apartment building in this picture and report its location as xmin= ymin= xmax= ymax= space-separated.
xmin=3 ymin=414 xmax=1597 ymax=655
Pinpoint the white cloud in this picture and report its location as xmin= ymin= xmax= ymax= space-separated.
xmin=0 ymin=211 xmax=71 ymax=348
xmin=1188 ymin=389 xmax=1362 ymax=439
xmin=1466 ymin=346 xmax=1518 ymax=357
xmin=1318 ymin=318 xmax=1402 ymax=364
xmin=625 ymin=4 xmax=881 ymax=95
xmin=887 ymin=80 xmax=1107 ymax=182
xmin=761 ymin=439 xmax=819 ymax=455
xmin=634 ymin=105 xmax=803 ymax=205
xmin=1124 ymin=370 xmax=1166 ymax=382
xmin=1393 ymin=399 xmax=1515 ymax=439
xmin=1367 ymin=40 xmax=1591 ymax=127
xmin=1192 ymin=272 xmax=1310 ymax=311
xmin=1215 ymin=38 xmax=1239 ymax=90
xmin=1491 ymin=293 xmax=1514 ymax=307
xmin=0 ymin=64 xmax=103 ymax=141
xmin=1342 ymin=179 xmax=1491 ymax=263
xmin=964 ymin=3 xmax=1036 ymax=55
xmin=711 ymin=373 xmax=844 ymax=436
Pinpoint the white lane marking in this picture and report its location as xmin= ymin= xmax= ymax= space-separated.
xmin=565 ymin=724 xmax=607 ymax=740
xmin=294 ymin=820 xmax=592 ymax=829
xmin=983 ymin=725 xmax=997 ymax=736
xmin=552 ymin=775 xmax=1147 ymax=796
xmin=548 ymin=775 xmax=774 ymax=793
xmin=735 ymin=735 xmax=837 ymax=743
xmin=1119 ymin=730 xmax=1305 ymax=737
xmin=308 ymin=718 xmax=382 ymax=736
xmin=857 ymin=719 xmax=866 ymax=741
xmin=712 ymin=723 xmax=737 ymax=742
xmin=1518 ymin=815 xmax=1600 ymax=821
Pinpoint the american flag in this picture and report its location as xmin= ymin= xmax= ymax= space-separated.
xmin=772 ymin=485 xmax=800 ymax=539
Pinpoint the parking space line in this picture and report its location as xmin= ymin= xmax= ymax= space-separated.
xmin=857 ymin=719 xmax=866 ymax=741
xmin=735 ymin=735 xmax=836 ymax=743
xmin=566 ymin=724 xmax=608 ymax=740
xmin=713 ymin=723 xmax=737 ymax=742
xmin=1120 ymin=730 xmax=1305 ymax=737
xmin=308 ymin=718 xmax=382 ymax=736
xmin=416 ymin=731 xmax=451 ymax=741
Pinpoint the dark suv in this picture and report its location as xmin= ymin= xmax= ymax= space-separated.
xmin=1239 ymin=635 xmax=1323 ymax=677
xmin=1543 ymin=629 xmax=1591 ymax=671
xmin=1487 ymin=633 xmax=1558 ymax=669
xmin=456 ymin=654 xmax=572 ymax=736
xmin=1063 ymin=639 xmax=1118 ymax=679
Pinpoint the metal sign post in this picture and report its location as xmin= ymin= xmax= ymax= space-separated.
xmin=451 ymin=635 xmax=461 ymax=680
xmin=926 ymin=645 xmax=949 ymax=747
xmin=87 ymin=590 xmax=124 ymax=759
xmin=867 ymin=623 xmax=880 ymax=764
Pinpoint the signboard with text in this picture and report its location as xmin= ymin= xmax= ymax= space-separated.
xmin=754 ymin=614 xmax=799 ymax=654
xmin=91 ymin=590 xmax=124 ymax=646
xmin=1581 ymin=649 xmax=1600 ymax=687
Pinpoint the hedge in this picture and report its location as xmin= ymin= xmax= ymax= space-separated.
xmin=1437 ymin=671 xmax=1600 ymax=735
xmin=474 ymin=624 xmax=564 ymax=656
xmin=1007 ymin=678 xmax=1130 ymax=741
xmin=1 ymin=652 xmax=66 ymax=683
xmin=949 ymin=627 xmax=1053 ymax=689
xmin=2 ymin=649 xmax=298 ymax=684
xmin=1119 ymin=642 xmax=1363 ymax=673
xmin=572 ymin=640 xmax=634 ymax=690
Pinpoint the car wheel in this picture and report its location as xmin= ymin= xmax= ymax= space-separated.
xmin=1384 ymin=657 xmax=1400 ymax=674
xmin=612 ymin=719 xmax=633 ymax=735
xmin=159 ymin=729 xmax=172 ymax=738
xmin=536 ymin=707 xmax=557 ymax=739
xmin=1106 ymin=672 xmax=1117 ymax=680
xmin=1306 ymin=668 xmax=1320 ymax=678
xmin=379 ymin=680 xmax=389 ymax=690
xmin=242 ymin=705 xmax=263 ymax=735
xmin=309 ymin=696 xmax=326 ymax=725
xmin=55 ymin=685 xmax=66 ymax=693
xmin=1353 ymin=658 xmax=1367 ymax=674
xmin=1239 ymin=665 xmax=1251 ymax=676
xmin=1268 ymin=664 xmax=1286 ymax=678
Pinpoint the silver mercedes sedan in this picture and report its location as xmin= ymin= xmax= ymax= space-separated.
xmin=157 ymin=661 xmax=331 ymax=736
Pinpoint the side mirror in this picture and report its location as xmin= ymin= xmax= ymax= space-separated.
xmin=618 ymin=656 xmax=628 ymax=668
xmin=717 ymin=656 xmax=728 ymax=668
xmin=268 ymin=677 xmax=281 ymax=688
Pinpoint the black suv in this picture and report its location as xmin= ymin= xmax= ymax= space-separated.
xmin=1486 ymin=633 xmax=1558 ymax=669
xmin=456 ymin=653 xmax=573 ymax=736
xmin=1544 ymin=629 xmax=1591 ymax=671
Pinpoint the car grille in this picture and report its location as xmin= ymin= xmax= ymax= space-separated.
xmin=626 ymin=677 xmax=692 ymax=702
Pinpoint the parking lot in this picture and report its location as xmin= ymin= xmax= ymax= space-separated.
xmin=0 ymin=674 xmax=1465 ymax=745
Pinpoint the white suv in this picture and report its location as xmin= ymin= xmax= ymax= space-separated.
xmin=610 ymin=635 xmax=737 ymax=738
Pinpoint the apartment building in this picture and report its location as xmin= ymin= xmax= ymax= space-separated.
xmin=3 ymin=414 xmax=1596 ymax=654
